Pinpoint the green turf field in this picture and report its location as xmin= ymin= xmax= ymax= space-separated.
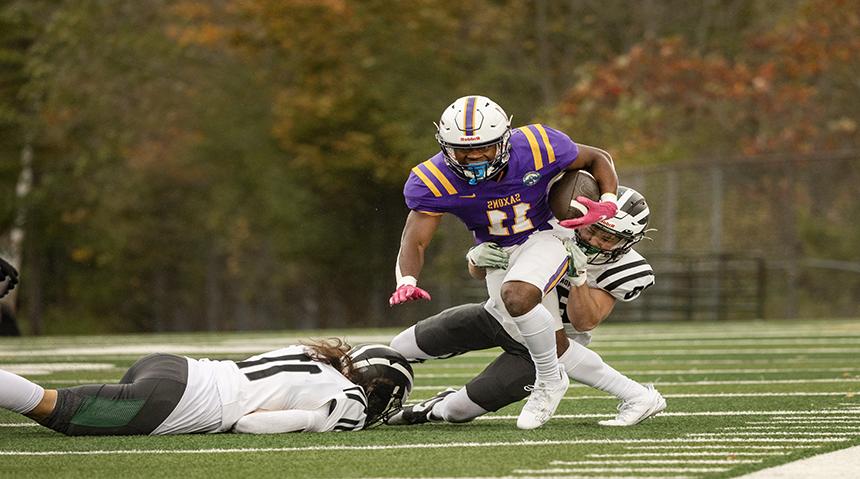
xmin=1 ymin=319 xmax=859 ymax=478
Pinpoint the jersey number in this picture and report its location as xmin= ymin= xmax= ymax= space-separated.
xmin=487 ymin=203 xmax=534 ymax=236
xmin=237 ymin=353 xmax=322 ymax=381
xmin=624 ymin=285 xmax=645 ymax=300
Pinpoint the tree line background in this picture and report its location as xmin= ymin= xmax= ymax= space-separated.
xmin=1 ymin=0 xmax=858 ymax=334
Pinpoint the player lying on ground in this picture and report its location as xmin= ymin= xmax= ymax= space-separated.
xmin=0 ymin=339 xmax=413 ymax=435
xmin=388 ymin=186 xmax=665 ymax=427
xmin=390 ymin=95 xmax=619 ymax=430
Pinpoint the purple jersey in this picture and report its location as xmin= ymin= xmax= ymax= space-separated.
xmin=404 ymin=124 xmax=579 ymax=247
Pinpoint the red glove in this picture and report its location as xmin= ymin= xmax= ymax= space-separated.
xmin=559 ymin=196 xmax=618 ymax=229
xmin=389 ymin=284 xmax=432 ymax=306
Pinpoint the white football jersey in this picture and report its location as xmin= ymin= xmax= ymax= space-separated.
xmin=152 ymin=345 xmax=368 ymax=435
xmin=556 ymin=248 xmax=654 ymax=336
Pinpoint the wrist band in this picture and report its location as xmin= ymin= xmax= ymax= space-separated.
xmin=600 ymin=192 xmax=617 ymax=203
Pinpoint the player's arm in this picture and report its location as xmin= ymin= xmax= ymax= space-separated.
xmin=390 ymin=210 xmax=441 ymax=305
xmin=232 ymin=405 xmax=329 ymax=434
xmin=467 ymin=262 xmax=486 ymax=280
xmin=560 ymin=145 xmax=619 ymax=228
xmin=566 ymin=284 xmax=616 ymax=332
xmin=560 ymin=237 xmax=615 ymax=331
xmin=564 ymin=145 xmax=618 ymax=197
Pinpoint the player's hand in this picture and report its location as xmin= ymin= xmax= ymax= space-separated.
xmin=389 ymin=284 xmax=432 ymax=306
xmin=466 ymin=242 xmax=509 ymax=269
xmin=0 ymin=257 xmax=19 ymax=299
xmin=559 ymin=196 xmax=618 ymax=229
xmin=562 ymin=238 xmax=588 ymax=287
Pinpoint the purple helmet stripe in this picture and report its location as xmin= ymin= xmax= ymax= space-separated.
xmin=463 ymin=97 xmax=476 ymax=136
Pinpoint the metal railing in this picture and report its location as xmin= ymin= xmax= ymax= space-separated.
xmin=612 ymin=253 xmax=767 ymax=322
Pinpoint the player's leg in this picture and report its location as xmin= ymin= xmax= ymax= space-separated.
xmin=450 ymin=350 xmax=534 ymax=418
xmin=0 ymin=368 xmax=48 ymax=417
xmin=390 ymin=303 xmax=504 ymax=361
xmin=486 ymin=230 xmax=570 ymax=429
xmin=37 ymin=353 xmax=188 ymax=436
xmin=423 ymin=351 xmax=536 ymax=424
xmin=388 ymin=319 xmax=533 ymax=425
xmin=557 ymin=333 xmax=666 ymax=426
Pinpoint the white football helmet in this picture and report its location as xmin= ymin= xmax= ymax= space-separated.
xmin=575 ymin=186 xmax=650 ymax=265
xmin=435 ymin=95 xmax=512 ymax=184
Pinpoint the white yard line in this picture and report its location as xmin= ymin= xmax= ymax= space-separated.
xmin=731 ymin=426 xmax=860 ymax=430
xmin=688 ymin=432 xmax=860 ymax=437
xmin=0 ymin=437 xmax=849 ymax=456
xmin=550 ymin=459 xmax=761 ymax=465
xmin=608 ymin=358 xmax=857 ymax=366
xmin=649 ymin=379 xmax=859 ymax=385
xmin=477 ymin=409 xmax=860 ymax=420
xmin=766 ymin=416 xmax=860 ymax=420
xmin=3 ymin=346 xmax=860 ymax=358
xmin=572 ymin=392 xmax=856 ymax=399
xmin=746 ymin=420 xmax=860 ymax=424
xmin=593 ymin=338 xmax=860 ymax=347
xmin=514 ymin=467 xmax=730 ymax=473
xmin=588 ymin=452 xmax=785 ymax=457
xmin=585 ymin=367 xmax=859 ymax=375
xmin=0 ymin=363 xmax=119 ymax=375
xmin=414 ymin=378 xmax=859 ymax=387
xmin=625 ymin=445 xmax=817 ymax=450
xmin=736 ymin=445 xmax=860 ymax=479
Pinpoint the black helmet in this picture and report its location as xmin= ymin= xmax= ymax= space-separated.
xmin=347 ymin=343 xmax=414 ymax=427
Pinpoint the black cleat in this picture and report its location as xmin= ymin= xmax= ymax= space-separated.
xmin=384 ymin=388 xmax=457 ymax=425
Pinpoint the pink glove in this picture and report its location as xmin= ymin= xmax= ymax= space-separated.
xmin=389 ymin=284 xmax=432 ymax=305
xmin=559 ymin=196 xmax=618 ymax=229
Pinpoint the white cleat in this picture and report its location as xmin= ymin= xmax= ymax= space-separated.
xmin=516 ymin=365 xmax=570 ymax=430
xmin=598 ymin=384 xmax=666 ymax=426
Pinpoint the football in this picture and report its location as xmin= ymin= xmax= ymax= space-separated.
xmin=548 ymin=170 xmax=600 ymax=220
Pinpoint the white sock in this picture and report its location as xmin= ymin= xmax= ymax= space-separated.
xmin=559 ymin=341 xmax=647 ymax=402
xmin=432 ymin=388 xmax=488 ymax=423
xmin=389 ymin=325 xmax=434 ymax=361
xmin=512 ymin=304 xmax=559 ymax=382
xmin=0 ymin=369 xmax=45 ymax=414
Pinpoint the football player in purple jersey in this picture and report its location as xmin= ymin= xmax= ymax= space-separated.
xmin=389 ymin=95 xmax=619 ymax=429
xmin=388 ymin=186 xmax=666 ymax=428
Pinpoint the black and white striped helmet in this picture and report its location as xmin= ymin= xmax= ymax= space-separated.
xmin=576 ymin=186 xmax=650 ymax=265
xmin=347 ymin=344 xmax=414 ymax=427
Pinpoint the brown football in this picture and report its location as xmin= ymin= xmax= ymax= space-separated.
xmin=548 ymin=170 xmax=600 ymax=220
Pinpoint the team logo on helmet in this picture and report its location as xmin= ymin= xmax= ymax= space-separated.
xmin=522 ymin=171 xmax=541 ymax=187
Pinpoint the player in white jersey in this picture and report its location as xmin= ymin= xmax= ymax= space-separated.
xmin=388 ymin=186 xmax=666 ymax=427
xmin=0 ymin=340 xmax=413 ymax=435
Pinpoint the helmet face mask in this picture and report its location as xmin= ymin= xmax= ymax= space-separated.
xmin=435 ymin=95 xmax=512 ymax=185
xmin=346 ymin=344 xmax=414 ymax=428
xmin=575 ymin=186 xmax=650 ymax=265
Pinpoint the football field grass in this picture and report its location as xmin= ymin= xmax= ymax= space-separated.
xmin=1 ymin=318 xmax=859 ymax=478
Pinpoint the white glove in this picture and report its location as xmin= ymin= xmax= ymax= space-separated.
xmin=562 ymin=238 xmax=588 ymax=287
xmin=466 ymin=242 xmax=509 ymax=269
